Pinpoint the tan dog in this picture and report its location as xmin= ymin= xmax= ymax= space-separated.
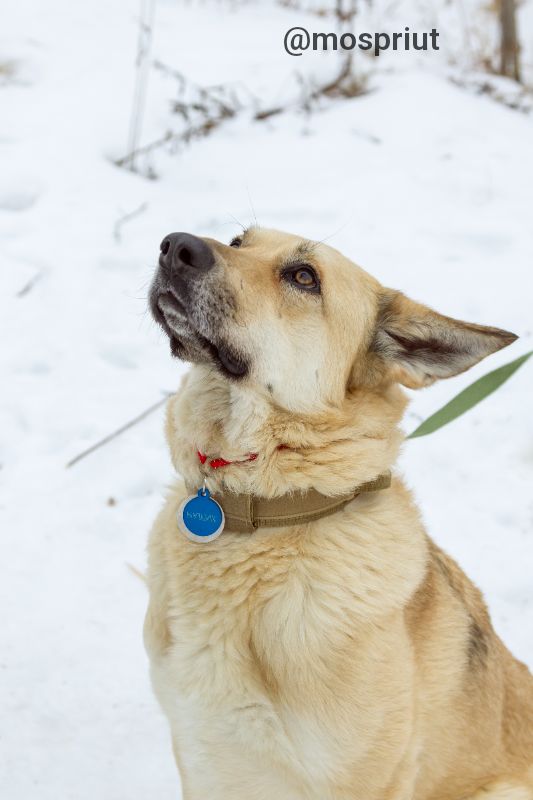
xmin=144 ymin=228 xmax=533 ymax=800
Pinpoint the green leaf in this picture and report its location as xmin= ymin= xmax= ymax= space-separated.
xmin=407 ymin=350 xmax=532 ymax=439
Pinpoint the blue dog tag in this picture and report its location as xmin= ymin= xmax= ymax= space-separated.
xmin=177 ymin=488 xmax=225 ymax=543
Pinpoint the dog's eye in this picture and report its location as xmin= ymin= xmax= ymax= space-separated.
xmin=294 ymin=268 xmax=316 ymax=287
xmin=229 ymin=236 xmax=242 ymax=248
xmin=282 ymin=265 xmax=320 ymax=294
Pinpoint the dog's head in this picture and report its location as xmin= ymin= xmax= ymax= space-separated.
xmin=150 ymin=227 xmax=516 ymax=412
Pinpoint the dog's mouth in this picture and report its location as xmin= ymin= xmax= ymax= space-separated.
xmin=151 ymin=291 xmax=248 ymax=379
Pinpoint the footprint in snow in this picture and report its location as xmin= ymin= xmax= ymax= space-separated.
xmin=0 ymin=177 xmax=43 ymax=212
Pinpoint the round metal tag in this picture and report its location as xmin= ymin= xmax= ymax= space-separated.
xmin=177 ymin=488 xmax=225 ymax=543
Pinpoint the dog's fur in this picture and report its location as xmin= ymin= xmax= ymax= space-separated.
xmin=144 ymin=228 xmax=533 ymax=799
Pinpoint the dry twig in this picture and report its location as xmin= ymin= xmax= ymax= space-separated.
xmin=113 ymin=202 xmax=148 ymax=243
xmin=116 ymin=44 xmax=367 ymax=175
xmin=126 ymin=0 xmax=157 ymax=172
xmin=66 ymin=393 xmax=171 ymax=468
xmin=17 ymin=270 xmax=43 ymax=298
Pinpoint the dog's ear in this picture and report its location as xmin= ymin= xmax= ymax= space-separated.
xmin=371 ymin=289 xmax=517 ymax=389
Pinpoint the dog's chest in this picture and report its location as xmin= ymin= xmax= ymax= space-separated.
xmin=150 ymin=540 xmax=364 ymax=788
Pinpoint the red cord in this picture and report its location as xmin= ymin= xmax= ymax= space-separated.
xmin=197 ymin=446 xmax=289 ymax=469
xmin=197 ymin=450 xmax=258 ymax=470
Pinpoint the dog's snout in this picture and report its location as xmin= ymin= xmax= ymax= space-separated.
xmin=159 ymin=232 xmax=215 ymax=276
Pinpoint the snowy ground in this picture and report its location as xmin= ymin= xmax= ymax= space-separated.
xmin=1 ymin=1 xmax=532 ymax=798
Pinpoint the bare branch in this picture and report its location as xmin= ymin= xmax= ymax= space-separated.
xmin=499 ymin=0 xmax=521 ymax=82
xmin=113 ymin=202 xmax=148 ymax=243
xmin=17 ymin=270 xmax=43 ymax=298
xmin=116 ymin=45 xmax=367 ymax=176
xmin=126 ymin=0 xmax=157 ymax=172
xmin=66 ymin=393 xmax=171 ymax=469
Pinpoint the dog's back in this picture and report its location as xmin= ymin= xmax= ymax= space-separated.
xmin=406 ymin=541 xmax=533 ymax=798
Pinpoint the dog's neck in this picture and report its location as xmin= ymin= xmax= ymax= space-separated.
xmin=166 ymin=365 xmax=407 ymax=498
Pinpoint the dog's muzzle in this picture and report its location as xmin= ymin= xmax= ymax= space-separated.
xmin=149 ymin=232 xmax=248 ymax=378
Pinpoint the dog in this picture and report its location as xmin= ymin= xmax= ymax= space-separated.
xmin=144 ymin=227 xmax=533 ymax=799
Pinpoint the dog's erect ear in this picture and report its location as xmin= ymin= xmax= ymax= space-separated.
xmin=371 ymin=290 xmax=517 ymax=389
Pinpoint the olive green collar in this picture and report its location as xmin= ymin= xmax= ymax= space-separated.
xmin=212 ymin=472 xmax=391 ymax=534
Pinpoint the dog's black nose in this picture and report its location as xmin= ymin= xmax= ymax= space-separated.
xmin=159 ymin=232 xmax=215 ymax=275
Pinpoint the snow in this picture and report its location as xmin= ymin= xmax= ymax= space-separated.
xmin=1 ymin=1 xmax=532 ymax=798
